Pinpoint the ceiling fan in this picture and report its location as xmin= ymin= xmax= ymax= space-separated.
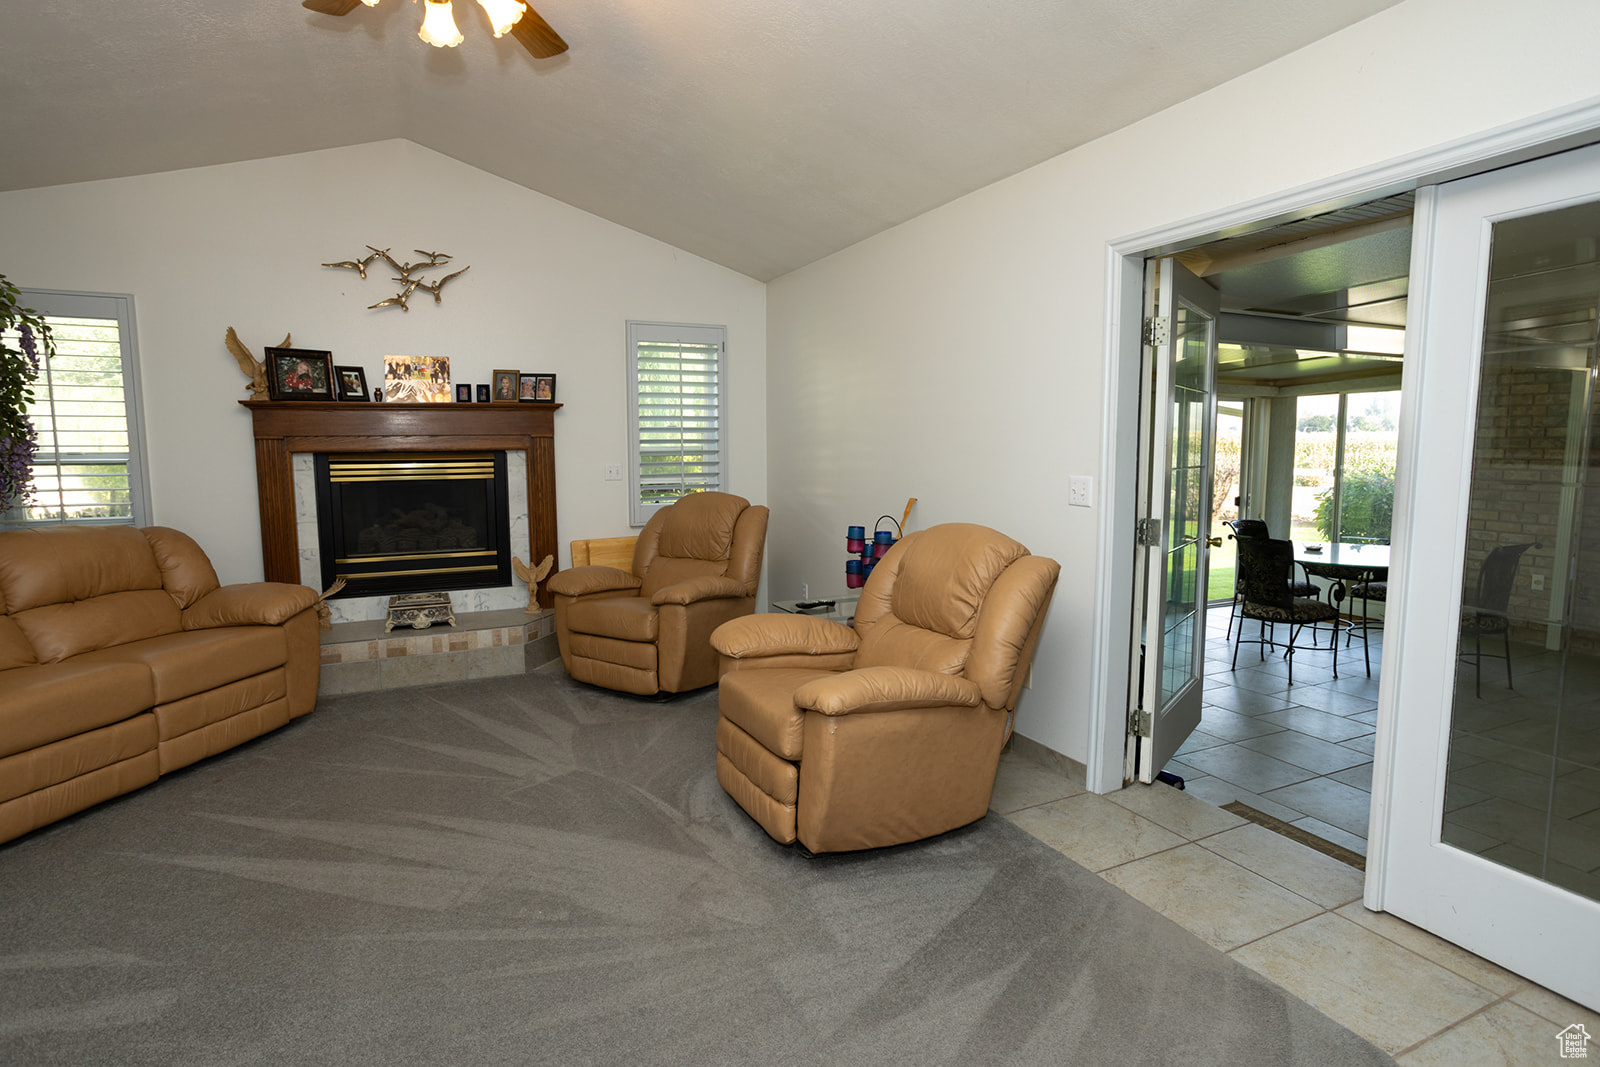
xmin=301 ymin=0 xmax=568 ymax=59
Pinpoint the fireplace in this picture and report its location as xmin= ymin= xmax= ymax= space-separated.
xmin=239 ymin=400 xmax=561 ymax=618
xmin=314 ymin=451 xmax=512 ymax=599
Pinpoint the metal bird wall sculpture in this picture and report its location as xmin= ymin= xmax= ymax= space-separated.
xmin=319 ymin=246 xmax=470 ymax=312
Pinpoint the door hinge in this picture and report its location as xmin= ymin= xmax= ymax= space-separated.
xmin=1128 ymin=707 xmax=1152 ymax=738
xmin=1135 ymin=517 xmax=1160 ymax=547
xmin=1143 ymin=317 xmax=1169 ymax=346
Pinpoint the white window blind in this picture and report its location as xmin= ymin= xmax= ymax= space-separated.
xmin=1 ymin=291 xmax=148 ymax=528
xmin=627 ymin=322 xmax=727 ymax=526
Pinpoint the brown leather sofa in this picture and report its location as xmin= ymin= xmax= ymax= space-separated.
xmin=547 ymin=492 xmax=769 ymax=696
xmin=0 ymin=524 xmax=320 ymax=845
xmin=709 ymin=523 xmax=1059 ymax=853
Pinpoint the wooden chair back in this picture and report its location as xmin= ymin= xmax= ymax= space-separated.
xmin=571 ymin=536 xmax=638 ymax=572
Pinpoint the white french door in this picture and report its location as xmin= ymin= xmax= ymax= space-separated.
xmin=1376 ymin=143 xmax=1600 ymax=1009
xmin=1129 ymin=258 xmax=1219 ymax=783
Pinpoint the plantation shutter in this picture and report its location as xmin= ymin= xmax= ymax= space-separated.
xmin=1 ymin=291 xmax=149 ymax=528
xmin=627 ymin=322 xmax=727 ymax=527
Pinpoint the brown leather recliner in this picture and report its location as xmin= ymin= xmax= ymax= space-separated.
xmin=547 ymin=492 xmax=769 ymax=696
xmin=709 ymin=522 xmax=1059 ymax=853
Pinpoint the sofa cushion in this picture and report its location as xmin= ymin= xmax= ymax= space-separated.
xmin=0 ymin=525 xmax=164 ymax=612
xmin=854 ymin=615 xmax=971 ymax=675
xmin=0 ymin=660 xmax=156 ymax=759
xmin=567 ymin=596 xmax=658 ymax=642
xmin=141 ymin=526 xmax=222 ymax=608
xmin=889 ymin=524 xmax=1028 ymax=640
xmin=13 ymin=590 xmax=183 ymax=663
xmin=718 ymin=667 xmax=835 ymax=760
xmin=0 ymin=616 xmax=37 ymax=670
xmin=74 ymin=625 xmax=288 ymax=705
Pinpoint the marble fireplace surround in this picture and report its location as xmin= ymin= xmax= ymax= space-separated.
xmin=240 ymin=400 xmax=560 ymax=624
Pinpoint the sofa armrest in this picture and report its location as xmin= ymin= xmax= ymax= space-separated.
xmin=182 ymin=583 xmax=320 ymax=630
xmin=652 ymin=575 xmax=749 ymax=606
xmin=711 ymin=613 xmax=859 ymax=661
xmin=794 ymin=665 xmax=982 ymax=716
xmin=545 ymin=565 xmax=642 ymax=598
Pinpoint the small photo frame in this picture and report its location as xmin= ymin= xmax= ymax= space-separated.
xmin=455 ymin=384 xmax=472 ymax=403
xmin=524 ymin=373 xmax=556 ymax=403
xmin=334 ymin=365 xmax=369 ymax=402
xmin=518 ymin=373 xmax=539 ymax=401
xmin=265 ymin=347 xmax=335 ymax=401
xmin=492 ymin=369 xmax=520 ymax=403
xmin=476 ymin=384 xmax=490 ymax=403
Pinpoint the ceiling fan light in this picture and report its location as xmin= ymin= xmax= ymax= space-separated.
xmin=476 ymin=0 xmax=526 ymax=37
xmin=418 ymin=0 xmax=464 ymax=48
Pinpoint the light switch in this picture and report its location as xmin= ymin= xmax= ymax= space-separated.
xmin=1069 ymin=475 xmax=1093 ymax=508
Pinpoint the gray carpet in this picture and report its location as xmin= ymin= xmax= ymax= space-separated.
xmin=0 ymin=669 xmax=1393 ymax=1066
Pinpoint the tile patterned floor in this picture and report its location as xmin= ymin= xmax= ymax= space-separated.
xmin=1171 ymin=605 xmax=1381 ymax=856
xmin=989 ymin=751 xmax=1600 ymax=1062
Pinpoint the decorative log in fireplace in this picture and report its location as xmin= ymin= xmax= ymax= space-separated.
xmin=239 ymin=400 xmax=560 ymax=607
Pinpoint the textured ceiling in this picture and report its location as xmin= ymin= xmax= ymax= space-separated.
xmin=0 ymin=0 xmax=1406 ymax=281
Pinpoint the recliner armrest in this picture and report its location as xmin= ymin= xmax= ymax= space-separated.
xmin=182 ymin=583 xmax=319 ymax=630
xmin=546 ymin=565 xmax=642 ymax=598
xmin=652 ymin=575 xmax=749 ymax=606
xmin=711 ymin=613 xmax=859 ymax=660
xmin=794 ymin=665 xmax=983 ymax=716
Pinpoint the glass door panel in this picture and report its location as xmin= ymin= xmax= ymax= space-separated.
xmin=1441 ymin=200 xmax=1600 ymax=904
xmin=1133 ymin=258 xmax=1219 ymax=782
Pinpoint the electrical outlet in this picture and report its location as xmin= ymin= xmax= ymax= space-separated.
xmin=1532 ymin=573 xmax=1545 ymax=590
xmin=801 ymin=582 xmax=809 ymax=600
xmin=604 ymin=463 xmax=623 ymax=481
xmin=1069 ymin=475 xmax=1093 ymax=508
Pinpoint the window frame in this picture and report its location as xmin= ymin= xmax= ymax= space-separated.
xmin=2 ymin=289 xmax=151 ymax=529
xmin=626 ymin=321 xmax=728 ymax=527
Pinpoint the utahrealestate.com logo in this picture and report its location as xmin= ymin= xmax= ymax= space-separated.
xmin=1559 ymin=1024 xmax=1593 ymax=1059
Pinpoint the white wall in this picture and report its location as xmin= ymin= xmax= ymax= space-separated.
xmin=766 ymin=0 xmax=1600 ymax=769
xmin=0 ymin=139 xmax=767 ymax=591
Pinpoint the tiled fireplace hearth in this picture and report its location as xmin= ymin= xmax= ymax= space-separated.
xmin=241 ymin=400 xmax=564 ymax=694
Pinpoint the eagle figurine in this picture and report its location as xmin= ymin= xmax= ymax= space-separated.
xmin=224 ymin=327 xmax=288 ymax=401
xmin=512 ymin=554 xmax=555 ymax=613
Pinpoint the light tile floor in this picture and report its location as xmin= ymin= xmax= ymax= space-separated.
xmin=990 ymin=751 xmax=1600 ymax=1062
xmin=1172 ymin=604 xmax=1382 ymax=856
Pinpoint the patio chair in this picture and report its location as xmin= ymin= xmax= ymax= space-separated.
xmin=1459 ymin=541 xmax=1538 ymax=697
xmin=1232 ymin=536 xmax=1340 ymax=685
xmin=1221 ymin=518 xmax=1316 ymax=639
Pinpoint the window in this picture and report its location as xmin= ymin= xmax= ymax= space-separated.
xmin=1294 ymin=389 xmax=1399 ymax=544
xmin=1 ymin=291 xmax=149 ymax=528
xmin=626 ymin=321 xmax=726 ymax=526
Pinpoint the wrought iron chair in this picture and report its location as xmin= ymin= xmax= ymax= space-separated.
xmin=1232 ymin=536 xmax=1340 ymax=685
xmin=1221 ymin=518 xmax=1316 ymax=639
xmin=1459 ymin=541 xmax=1538 ymax=697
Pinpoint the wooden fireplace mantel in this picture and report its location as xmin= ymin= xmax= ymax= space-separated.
xmin=240 ymin=400 xmax=561 ymax=606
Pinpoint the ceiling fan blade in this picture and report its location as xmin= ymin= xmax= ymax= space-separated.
xmin=302 ymin=0 xmax=364 ymax=15
xmin=510 ymin=6 xmax=568 ymax=58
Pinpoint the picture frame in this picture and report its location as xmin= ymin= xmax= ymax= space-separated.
xmin=518 ymin=373 xmax=539 ymax=401
xmin=265 ymin=347 xmax=336 ymax=401
xmin=333 ymin=364 xmax=370 ymax=402
xmin=382 ymin=354 xmax=451 ymax=403
xmin=476 ymin=384 xmax=490 ymax=403
xmin=526 ymin=373 xmax=557 ymax=403
xmin=492 ymin=369 xmax=520 ymax=403
xmin=455 ymin=384 xmax=472 ymax=403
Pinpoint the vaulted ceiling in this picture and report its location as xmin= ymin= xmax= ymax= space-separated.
xmin=0 ymin=0 xmax=1405 ymax=281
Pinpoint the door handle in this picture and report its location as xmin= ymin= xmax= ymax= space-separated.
xmin=1206 ymin=536 xmax=1223 ymax=547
